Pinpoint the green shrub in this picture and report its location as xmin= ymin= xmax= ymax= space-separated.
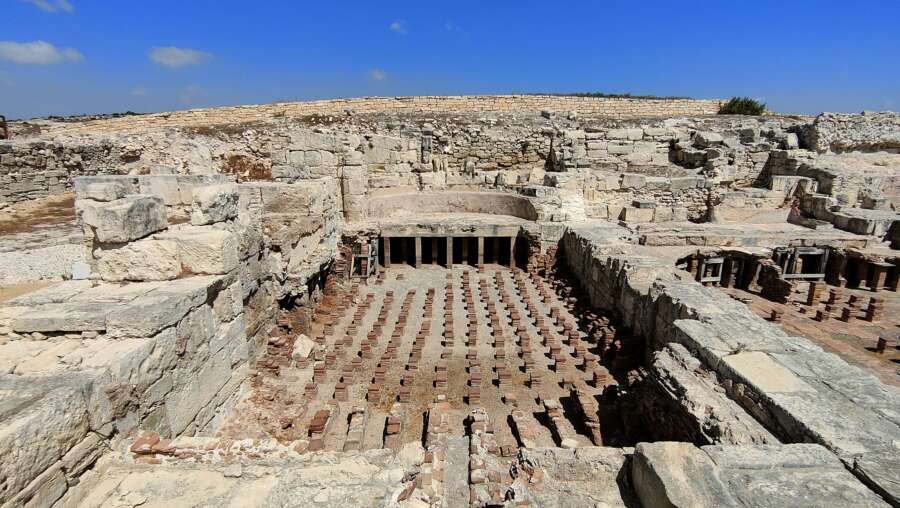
xmin=718 ymin=97 xmax=766 ymax=115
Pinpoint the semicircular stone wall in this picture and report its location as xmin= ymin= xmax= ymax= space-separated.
xmin=366 ymin=191 xmax=539 ymax=221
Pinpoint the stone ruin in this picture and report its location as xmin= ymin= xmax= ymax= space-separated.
xmin=0 ymin=95 xmax=898 ymax=507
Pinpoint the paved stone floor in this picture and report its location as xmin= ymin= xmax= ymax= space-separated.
xmin=218 ymin=265 xmax=619 ymax=453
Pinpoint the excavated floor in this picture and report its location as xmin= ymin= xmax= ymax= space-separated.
xmin=217 ymin=265 xmax=626 ymax=452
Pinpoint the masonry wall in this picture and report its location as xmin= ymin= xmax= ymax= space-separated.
xmin=559 ymin=225 xmax=900 ymax=504
xmin=0 ymin=174 xmax=345 ymax=506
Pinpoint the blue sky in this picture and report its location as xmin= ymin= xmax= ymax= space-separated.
xmin=1 ymin=0 xmax=899 ymax=119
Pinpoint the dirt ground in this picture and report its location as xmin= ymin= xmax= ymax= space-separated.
xmin=0 ymin=280 xmax=55 ymax=304
xmin=0 ymin=193 xmax=76 ymax=236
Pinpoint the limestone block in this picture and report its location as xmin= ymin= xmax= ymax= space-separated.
xmin=607 ymin=142 xmax=633 ymax=155
xmin=632 ymin=442 xmax=736 ymax=508
xmin=139 ymin=175 xmax=181 ymax=205
xmin=81 ymin=195 xmax=167 ymax=243
xmin=643 ymin=127 xmax=671 ymax=138
xmin=74 ymin=176 xmax=139 ymax=197
xmin=341 ymin=167 xmax=368 ymax=196
xmin=12 ymin=301 xmax=114 ymax=332
xmin=633 ymin=141 xmax=659 ymax=153
xmin=672 ymin=207 xmax=689 ymax=221
xmin=0 ymin=375 xmax=92 ymax=503
xmin=621 ymin=173 xmax=646 ymax=189
xmin=652 ymin=207 xmax=674 ymax=222
xmin=81 ymin=182 xmax=128 ymax=202
xmin=230 ymin=221 xmax=264 ymax=261
xmin=608 ymin=128 xmax=643 ymax=140
xmin=783 ymin=133 xmax=800 ymax=149
xmin=694 ymin=132 xmax=724 ymax=147
xmin=176 ymin=305 xmax=217 ymax=356
xmin=191 ymin=184 xmax=238 ymax=225
xmin=291 ymin=334 xmax=317 ymax=361
xmin=669 ymin=177 xmax=702 ymax=190
xmin=608 ymin=205 xmax=625 ymax=221
xmin=168 ymin=322 xmax=245 ymax=435
xmin=305 ymin=151 xmax=323 ymax=167
xmin=623 ymin=207 xmax=654 ymax=223
xmin=95 ymin=239 xmax=180 ymax=282
xmin=106 ymin=275 xmax=226 ymax=337
xmin=160 ymin=227 xmax=239 ymax=275
xmin=623 ymin=152 xmax=652 ymax=164
xmin=209 ymin=281 xmax=242 ymax=327
xmin=258 ymin=183 xmax=312 ymax=214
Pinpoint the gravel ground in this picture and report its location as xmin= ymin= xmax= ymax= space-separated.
xmin=0 ymin=243 xmax=85 ymax=284
xmin=0 ymin=193 xmax=85 ymax=284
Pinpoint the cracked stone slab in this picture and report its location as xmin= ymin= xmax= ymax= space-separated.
xmin=11 ymin=301 xmax=119 ymax=333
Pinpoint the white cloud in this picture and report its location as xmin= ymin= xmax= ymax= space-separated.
xmin=148 ymin=46 xmax=213 ymax=68
xmin=389 ymin=20 xmax=407 ymax=34
xmin=0 ymin=40 xmax=84 ymax=64
xmin=369 ymin=68 xmax=387 ymax=81
xmin=130 ymin=87 xmax=147 ymax=96
xmin=22 ymin=0 xmax=74 ymax=13
xmin=61 ymin=47 xmax=83 ymax=62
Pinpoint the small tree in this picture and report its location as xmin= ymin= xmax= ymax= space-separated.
xmin=718 ymin=97 xmax=766 ymax=115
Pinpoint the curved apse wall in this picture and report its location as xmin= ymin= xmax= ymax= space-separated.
xmin=366 ymin=191 xmax=539 ymax=221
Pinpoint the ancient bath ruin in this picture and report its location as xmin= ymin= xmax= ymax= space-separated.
xmin=0 ymin=95 xmax=898 ymax=506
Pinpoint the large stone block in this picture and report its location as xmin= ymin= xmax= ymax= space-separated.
xmin=622 ymin=206 xmax=654 ymax=223
xmin=158 ymin=227 xmax=239 ymax=275
xmin=190 ymin=184 xmax=238 ymax=225
xmin=0 ymin=374 xmax=92 ymax=505
xmin=81 ymin=195 xmax=168 ymax=243
xmin=95 ymin=239 xmax=180 ymax=282
xmin=80 ymin=182 xmax=128 ymax=202
xmin=106 ymin=275 xmax=226 ymax=337
xmin=138 ymin=175 xmax=182 ymax=205
xmin=12 ymin=301 xmax=115 ymax=332
xmin=694 ymin=131 xmax=724 ymax=147
xmin=632 ymin=442 xmax=735 ymax=508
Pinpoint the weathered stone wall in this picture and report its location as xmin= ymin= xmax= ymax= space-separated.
xmin=798 ymin=111 xmax=900 ymax=153
xmin=560 ymin=225 xmax=900 ymax=504
xmin=0 ymin=173 xmax=346 ymax=505
xmin=0 ymin=272 xmax=252 ymax=506
xmin=1 ymin=100 xmax=801 ymax=215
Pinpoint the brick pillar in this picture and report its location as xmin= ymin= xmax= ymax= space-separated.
xmin=856 ymin=261 xmax=869 ymax=289
xmin=400 ymin=238 xmax=408 ymax=266
xmin=509 ymin=237 xmax=516 ymax=268
xmin=871 ymin=266 xmax=887 ymax=292
xmin=806 ymin=281 xmax=824 ymax=306
xmin=414 ymin=237 xmax=422 ymax=268
xmin=461 ymin=238 xmax=468 ymax=264
xmin=446 ymin=237 xmax=453 ymax=268
xmin=477 ymin=237 xmax=485 ymax=268
xmin=431 ymin=238 xmax=438 ymax=265
xmin=383 ymin=237 xmax=391 ymax=268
